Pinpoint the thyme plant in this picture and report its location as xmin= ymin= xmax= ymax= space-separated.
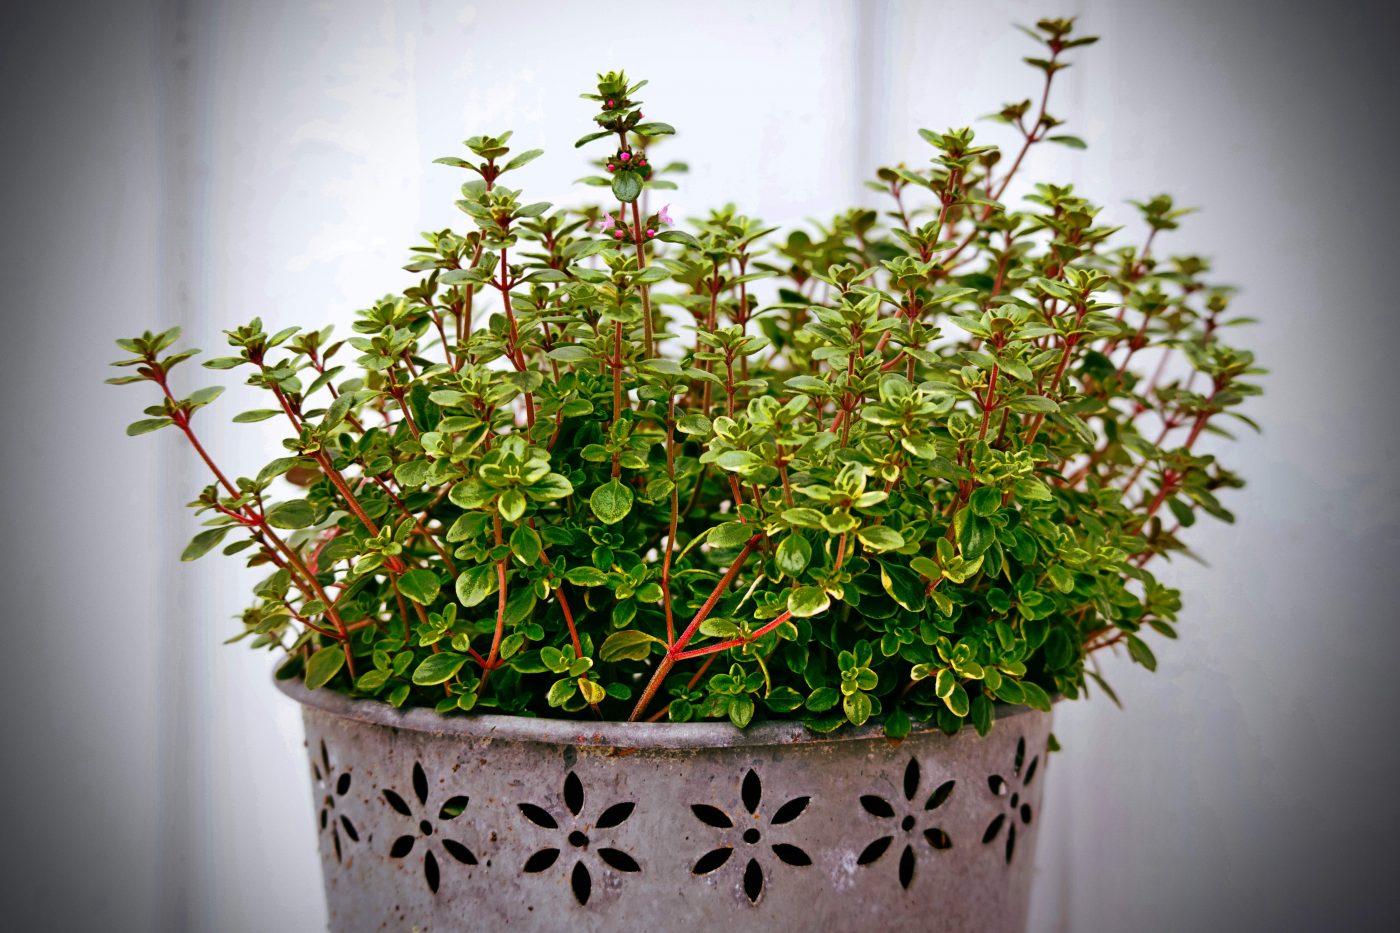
xmin=112 ymin=18 xmax=1260 ymax=737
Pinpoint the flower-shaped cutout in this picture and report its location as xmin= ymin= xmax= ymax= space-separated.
xmin=856 ymin=757 xmax=955 ymax=889
xmin=311 ymin=739 xmax=359 ymax=863
xmin=690 ymin=768 xmax=812 ymax=904
xmin=983 ymin=736 xmax=1040 ymax=864
xmin=518 ymin=770 xmax=639 ymax=906
xmin=381 ymin=761 xmax=477 ymax=894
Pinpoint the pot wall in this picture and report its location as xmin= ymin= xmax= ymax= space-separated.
xmin=282 ymin=680 xmax=1052 ymax=932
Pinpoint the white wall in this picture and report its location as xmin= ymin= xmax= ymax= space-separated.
xmin=5 ymin=1 xmax=1396 ymax=930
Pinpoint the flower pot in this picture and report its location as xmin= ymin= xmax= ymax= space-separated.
xmin=278 ymin=677 xmax=1052 ymax=932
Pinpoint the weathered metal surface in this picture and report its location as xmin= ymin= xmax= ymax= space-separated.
xmin=279 ymin=677 xmax=1052 ymax=932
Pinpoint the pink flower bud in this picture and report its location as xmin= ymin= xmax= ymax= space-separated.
xmin=614 ymin=230 xmax=624 ymax=239
xmin=607 ymin=99 xmax=614 ymax=106
xmin=606 ymin=164 xmax=615 ymax=172
xmin=647 ymin=229 xmax=656 ymax=237
xmin=620 ymin=152 xmax=631 ymax=161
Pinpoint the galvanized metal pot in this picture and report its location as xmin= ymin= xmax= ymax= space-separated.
xmin=278 ymin=678 xmax=1052 ymax=932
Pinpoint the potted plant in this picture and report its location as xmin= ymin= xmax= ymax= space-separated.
xmin=111 ymin=16 xmax=1259 ymax=931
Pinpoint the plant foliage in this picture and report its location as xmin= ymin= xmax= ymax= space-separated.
xmin=112 ymin=17 xmax=1261 ymax=736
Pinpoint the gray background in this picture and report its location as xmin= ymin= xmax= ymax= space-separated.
xmin=2 ymin=0 xmax=1396 ymax=930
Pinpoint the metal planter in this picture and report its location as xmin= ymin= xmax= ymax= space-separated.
xmin=279 ymin=678 xmax=1052 ymax=932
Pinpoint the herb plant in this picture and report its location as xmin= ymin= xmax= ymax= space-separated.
xmin=111 ymin=18 xmax=1260 ymax=737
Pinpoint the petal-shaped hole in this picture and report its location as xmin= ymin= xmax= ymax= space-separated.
xmin=860 ymin=795 xmax=895 ymax=819
xmin=595 ymin=802 xmax=635 ymax=829
xmin=741 ymin=769 xmax=762 ymax=814
xmin=1014 ymin=737 xmax=1026 ymax=776
xmin=439 ymin=796 xmax=469 ymax=821
xmin=519 ymin=803 xmax=559 ymax=829
xmin=332 ymin=826 xmax=341 ymax=863
xmin=982 ymin=814 xmax=1005 ymax=844
xmin=692 ymin=847 xmax=733 ymax=875
xmin=564 ymin=771 xmax=584 ymax=817
xmin=1005 ymin=822 xmax=1017 ymax=864
xmin=772 ymin=843 xmax=811 ymax=866
xmin=925 ymin=779 xmax=955 ymax=811
xmin=571 ymin=860 xmax=592 ymax=905
xmin=523 ymin=848 xmax=560 ymax=873
xmin=598 ymin=847 xmax=640 ymax=872
xmin=924 ymin=827 xmax=952 ymax=850
xmin=412 ymin=762 xmax=429 ymax=806
xmin=988 ymin=775 xmax=1008 ymax=797
xmin=442 ymin=838 xmax=477 ymax=865
xmin=1024 ymin=755 xmax=1040 ymax=787
xmin=743 ymin=858 xmax=763 ymax=903
xmin=1020 ymin=803 xmax=1033 ymax=825
xmin=389 ymin=835 xmax=415 ymax=859
xmin=319 ymin=808 xmax=328 ymax=830
xmin=691 ymin=804 xmax=733 ymax=828
xmin=384 ymin=789 xmax=412 ymax=816
xmin=312 ymin=762 xmax=323 ymax=783
xmin=320 ymin=740 xmax=331 ymax=774
xmin=898 ymin=844 xmax=915 ymax=890
xmin=857 ymin=836 xmax=893 ymax=865
xmin=340 ymin=815 xmax=359 ymax=843
xmin=903 ymin=759 xmax=920 ymax=802
xmin=336 ymin=773 xmax=351 ymax=796
xmin=424 ymin=850 xmax=440 ymax=893
xmin=770 ymin=796 xmax=809 ymax=826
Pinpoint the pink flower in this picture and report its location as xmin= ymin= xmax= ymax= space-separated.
xmin=657 ymin=204 xmax=673 ymax=227
xmin=599 ymin=213 xmax=615 ymax=232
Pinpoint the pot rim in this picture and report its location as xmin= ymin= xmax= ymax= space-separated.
xmin=275 ymin=673 xmax=1042 ymax=750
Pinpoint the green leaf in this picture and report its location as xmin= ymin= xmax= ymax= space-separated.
xmin=394 ymin=460 xmax=430 ymax=487
xmin=709 ymin=521 xmax=754 ymax=549
xmin=563 ymin=566 xmax=608 ymax=586
xmin=728 ymin=694 xmax=755 ymax=728
xmin=1127 ymin=634 xmax=1157 ymax=671
xmin=1019 ymin=681 xmax=1053 ymax=711
xmin=412 ymin=652 xmax=467 ymax=686
xmin=969 ymin=486 xmax=1002 ymax=517
xmin=181 ymin=526 xmax=232 ymax=561
xmin=879 ymin=562 xmax=927 ymax=613
xmin=397 ymin=569 xmax=441 ymax=606
xmin=775 ymin=533 xmax=811 ymax=577
xmin=1047 ymin=134 xmax=1087 ymax=149
xmin=509 ymin=525 xmax=542 ymax=565
xmin=715 ymin=449 xmax=762 ymax=473
xmin=266 ymin=499 xmax=315 ymax=529
xmin=589 ymin=480 xmax=633 ymax=524
xmin=304 ymin=646 xmax=345 ymax=690
xmin=232 ymin=409 xmax=282 ymax=423
xmin=657 ymin=230 xmax=700 ymax=249
xmin=498 ymin=488 xmax=527 ymax=522
xmin=455 ymin=564 xmax=498 ymax=608
xmin=942 ymin=682 xmax=970 ymax=717
xmin=787 ymin=586 xmax=830 ymax=618
xmin=504 ymin=148 xmax=544 ymax=171
xmin=857 ymin=525 xmax=905 ymax=552
xmin=633 ymin=121 xmax=676 ymax=137
xmin=126 ymin=417 xmax=173 ymax=436
xmin=844 ymin=690 xmax=873 ymax=726
xmin=676 ymin=413 xmax=712 ymax=435
xmin=579 ymin=676 xmax=606 ymax=705
xmin=611 ymin=170 xmax=643 ymax=202
xmin=599 ymin=630 xmax=663 ymax=662
xmin=970 ymin=694 xmax=994 ymax=736
xmin=806 ymin=686 xmax=840 ymax=712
